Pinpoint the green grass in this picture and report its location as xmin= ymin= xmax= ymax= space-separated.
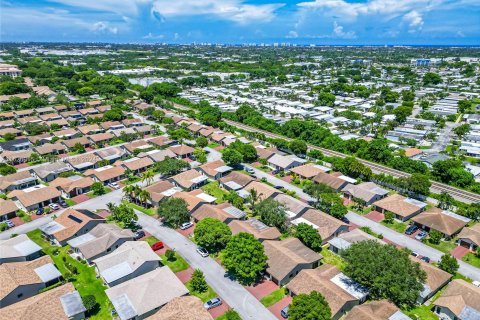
xmin=186 ymin=281 xmax=218 ymax=302
xmin=403 ymin=305 xmax=438 ymax=320
xmin=426 ymin=239 xmax=456 ymax=254
xmin=127 ymin=202 xmax=155 ymax=216
xmin=27 ymin=229 xmax=112 ymax=319
xmin=64 ymin=198 xmax=76 ymax=206
xmin=208 ymin=143 xmax=220 ymax=148
xmin=216 ymin=310 xmax=240 ymax=320
xmin=143 ymin=236 xmax=160 ymax=246
xmin=260 ymin=288 xmax=286 ymax=307
xmin=201 ymin=181 xmax=228 ymax=204
xmin=320 ymin=246 xmax=346 ymax=271
xmin=462 ymin=253 xmax=480 ymax=268
xmin=381 ymin=220 xmax=408 ymax=233
xmin=347 ymin=204 xmax=372 ymax=216
xmin=160 ymin=252 xmax=189 ymax=272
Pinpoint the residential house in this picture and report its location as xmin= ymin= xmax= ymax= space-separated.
xmin=85 ymin=165 xmax=125 ymax=185
xmin=172 ymin=189 xmax=216 ymax=212
xmin=411 ymin=207 xmax=470 ymax=239
xmin=457 ymin=224 xmax=480 ymax=251
xmin=0 ymin=198 xmax=19 ymax=221
xmin=169 ymin=145 xmax=195 ymax=159
xmin=412 ymin=256 xmax=452 ymax=304
xmin=228 ymin=218 xmax=281 ymax=242
xmin=96 ymin=147 xmax=126 ymax=164
xmin=67 ymin=224 xmax=134 ymax=263
xmin=286 ymin=264 xmax=369 ymax=320
xmin=373 ymin=194 xmax=427 ymax=222
xmin=268 ymin=154 xmax=306 ymax=172
xmin=243 ymin=181 xmax=282 ymax=201
xmin=148 ymin=136 xmax=174 ymax=149
xmin=198 ymin=160 xmax=233 ymax=180
xmin=34 ymin=143 xmax=66 ymax=156
xmin=313 ymin=172 xmax=354 ymax=192
xmin=255 ymin=146 xmax=277 ymax=160
xmin=122 ymin=118 xmax=143 ymax=128
xmin=78 ymin=124 xmax=103 ymax=136
xmin=0 ymin=171 xmax=38 ymax=193
xmin=105 ymin=267 xmax=189 ymax=320
xmin=31 ymin=162 xmax=72 ymax=183
xmin=117 ymin=156 xmax=154 ymax=175
xmin=139 ymin=149 xmax=176 ymax=163
xmin=328 ymin=229 xmax=386 ymax=254
xmin=94 ymin=241 xmax=161 ymax=287
xmin=147 ymin=296 xmax=213 ymax=320
xmin=143 ymin=180 xmax=180 ymax=207
xmin=290 ymin=163 xmax=330 ymax=180
xmin=88 ymin=132 xmax=114 ymax=146
xmin=273 ymin=193 xmax=310 ymax=219
xmin=342 ymin=182 xmax=388 ymax=206
xmin=61 ymin=136 xmax=90 ymax=150
xmin=135 ymin=124 xmax=153 ymax=136
xmin=344 ymin=300 xmax=411 ymax=320
xmin=0 ymin=256 xmax=62 ymax=307
xmin=39 ymin=208 xmax=105 ymax=246
xmin=65 ymin=154 xmax=101 ymax=172
xmin=101 ymin=121 xmax=125 ymax=131
xmin=1 ymin=150 xmax=33 ymax=165
xmin=53 ymin=128 xmax=79 ymax=140
xmin=50 ymin=176 xmax=94 ymax=198
xmin=0 ymin=234 xmax=42 ymax=263
xmin=0 ymin=282 xmax=86 ymax=320
xmin=291 ymin=209 xmax=349 ymax=245
xmin=219 ymin=171 xmax=254 ymax=191
xmin=8 ymin=185 xmax=61 ymax=212
xmin=263 ymin=238 xmax=322 ymax=285
xmin=123 ymin=140 xmax=151 ymax=154
xmin=169 ymin=169 xmax=208 ymax=191
xmin=433 ymin=280 xmax=480 ymax=320
xmin=0 ymin=138 xmax=31 ymax=151
xmin=191 ymin=203 xmax=246 ymax=224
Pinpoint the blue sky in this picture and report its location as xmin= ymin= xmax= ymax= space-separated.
xmin=1 ymin=0 xmax=479 ymax=45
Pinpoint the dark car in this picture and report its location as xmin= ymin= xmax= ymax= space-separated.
xmin=281 ymin=306 xmax=289 ymax=318
xmin=151 ymin=241 xmax=164 ymax=251
xmin=59 ymin=199 xmax=68 ymax=207
xmin=405 ymin=224 xmax=418 ymax=235
xmin=134 ymin=230 xmax=145 ymax=240
xmin=274 ymin=185 xmax=283 ymax=190
xmin=36 ymin=207 xmax=44 ymax=215
xmin=421 ymin=256 xmax=431 ymax=263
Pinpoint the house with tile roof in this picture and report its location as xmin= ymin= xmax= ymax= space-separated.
xmin=373 ymin=194 xmax=427 ymax=222
xmin=433 ymin=279 xmax=480 ymax=320
xmin=147 ymin=296 xmax=213 ymax=320
xmin=8 ymin=185 xmax=61 ymax=212
xmin=291 ymin=209 xmax=349 ymax=245
xmin=344 ymin=300 xmax=411 ymax=320
xmin=191 ymin=202 xmax=246 ymax=224
xmin=457 ymin=224 xmax=480 ymax=251
xmin=228 ymin=218 xmax=281 ymax=242
xmin=411 ymin=207 xmax=470 ymax=239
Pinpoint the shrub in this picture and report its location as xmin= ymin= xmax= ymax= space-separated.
xmin=165 ymin=249 xmax=176 ymax=261
xmin=190 ymin=269 xmax=208 ymax=293
xmin=429 ymin=230 xmax=442 ymax=245
xmin=384 ymin=211 xmax=394 ymax=224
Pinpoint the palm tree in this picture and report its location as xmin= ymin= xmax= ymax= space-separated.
xmin=141 ymin=170 xmax=155 ymax=186
xmin=132 ymin=185 xmax=142 ymax=204
xmin=106 ymin=202 xmax=116 ymax=214
xmin=123 ymin=185 xmax=134 ymax=201
xmin=138 ymin=190 xmax=151 ymax=207
xmin=248 ymin=189 xmax=263 ymax=212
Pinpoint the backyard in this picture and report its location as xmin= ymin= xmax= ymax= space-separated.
xmin=27 ymin=229 xmax=112 ymax=320
xmin=201 ymin=181 xmax=228 ymax=204
xmin=320 ymin=246 xmax=346 ymax=271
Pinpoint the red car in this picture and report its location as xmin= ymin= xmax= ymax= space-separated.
xmin=151 ymin=242 xmax=164 ymax=251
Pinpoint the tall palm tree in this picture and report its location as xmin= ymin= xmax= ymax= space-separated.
xmin=123 ymin=185 xmax=134 ymax=201
xmin=141 ymin=170 xmax=155 ymax=186
xmin=138 ymin=190 xmax=151 ymax=207
xmin=248 ymin=189 xmax=263 ymax=212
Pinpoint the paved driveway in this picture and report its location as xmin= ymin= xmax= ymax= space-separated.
xmin=346 ymin=211 xmax=480 ymax=282
xmin=137 ymin=212 xmax=277 ymax=320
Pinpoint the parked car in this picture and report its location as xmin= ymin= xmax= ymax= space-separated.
xmin=411 ymin=251 xmax=419 ymax=257
xmin=49 ymin=203 xmax=60 ymax=210
xmin=473 ymin=281 xmax=480 ymax=288
xmin=180 ymin=222 xmax=194 ymax=230
xmin=415 ymin=230 xmax=428 ymax=240
xmin=196 ymin=247 xmax=209 ymax=257
xmin=134 ymin=230 xmax=145 ymax=240
xmin=274 ymin=185 xmax=283 ymax=190
xmin=151 ymin=241 xmax=164 ymax=251
xmin=59 ymin=199 xmax=68 ymax=207
xmin=405 ymin=224 xmax=418 ymax=235
xmin=281 ymin=306 xmax=289 ymax=318
xmin=36 ymin=207 xmax=44 ymax=215
xmin=204 ymin=297 xmax=222 ymax=310
xmin=5 ymin=220 xmax=14 ymax=228
xmin=421 ymin=256 xmax=431 ymax=263
xmin=109 ymin=182 xmax=120 ymax=190
xmin=245 ymin=167 xmax=255 ymax=174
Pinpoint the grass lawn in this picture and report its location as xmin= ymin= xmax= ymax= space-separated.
xmin=216 ymin=310 xmax=240 ymax=320
xmin=27 ymin=229 xmax=112 ymax=319
xmin=127 ymin=202 xmax=155 ymax=216
xmin=404 ymin=305 xmax=438 ymax=320
xmin=143 ymin=236 xmax=160 ymax=246
xmin=186 ymin=281 xmax=218 ymax=302
xmin=462 ymin=253 xmax=480 ymax=268
xmin=86 ymin=187 xmax=111 ymax=198
xmin=21 ymin=214 xmax=32 ymax=223
xmin=260 ymin=288 xmax=286 ymax=307
xmin=201 ymin=181 xmax=228 ymax=204
xmin=208 ymin=143 xmax=220 ymax=148
xmin=426 ymin=239 xmax=456 ymax=254
xmin=64 ymin=198 xmax=76 ymax=206
xmin=320 ymin=246 xmax=346 ymax=271
xmin=347 ymin=204 xmax=372 ymax=216
xmin=381 ymin=220 xmax=407 ymax=233
xmin=160 ymin=252 xmax=189 ymax=272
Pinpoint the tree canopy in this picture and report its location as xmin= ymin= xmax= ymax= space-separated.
xmin=157 ymin=198 xmax=190 ymax=228
xmin=288 ymin=291 xmax=332 ymax=320
xmin=194 ymin=218 xmax=232 ymax=253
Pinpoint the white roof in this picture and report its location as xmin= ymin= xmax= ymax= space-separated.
xmin=330 ymin=272 xmax=369 ymax=300
xmin=40 ymin=221 xmax=65 ymax=235
xmin=0 ymin=234 xmax=41 ymax=259
xmin=101 ymin=261 xmax=134 ymax=284
xmin=34 ymin=263 xmax=62 ymax=282
xmin=291 ymin=217 xmax=319 ymax=229
xmin=196 ymin=192 xmax=216 ymax=203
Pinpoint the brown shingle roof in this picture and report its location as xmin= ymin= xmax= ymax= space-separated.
xmin=169 ymin=145 xmax=195 ymax=156
xmin=8 ymin=186 xmax=61 ymax=208
xmin=147 ymin=296 xmax=213 ymax=320
xmin=49 ymin=208 xmax=105 ymax=242
xmin=434 ymin=280 xmax=480 ymax=317
xmin=312 ymin=172 xmax=350 ymax=190
xmin=344 ymin=300 xmax=400 ymax=320
xmin=411 ymin=256 xmax=452 ymax=295
xmin=411 ymin=207 xmax=469 ymax=236
xmin=117 ymin=157 xmax=154 ymax=171
xmin=85 ymin=165 xmax=125 ymax=182
xmin=219 ymin=171 xmax=254 ymax=188
xmin=457 ymin=224 xmax=480 ymax=247
xmin=34 ymin=142 xmax=66 ymax=155
xmin=243 ymin=181 xmax=281 ymax=200
xmin=228 ymin=218 xmax=281 ymax=241
xmin=199 ymin=160 xmax=228 ymax=177
xmin=290 ymin=163 xmax=327 ymax=179
xmin=295 ymin=209 xmax=348 ymax=242
xmin=0 ymin=198 xmax=18 ymax=217
xmin=191 ymin=203 xmax=237 ymax=223
xmin=170 ymin=169 xmax=204 ymax=189
xmin=373 ymin=194 xmax=425 ymax=218
xmin=144 ymin=180 xmax=177 ymax=203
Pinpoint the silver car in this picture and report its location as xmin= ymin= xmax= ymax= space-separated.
xmin=196 ymin=247 xmax=209 ymax=257
xmin=204 ymin=297 xmax=221 ymax=310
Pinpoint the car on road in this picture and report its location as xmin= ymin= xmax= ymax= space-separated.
xmin=108 ymin=182 xmax=120 ymax=190
xmin=134 ymin=230 xmax=145 ymax=240
xmin=49 ymin=203 xmax=60 ymax=210
xmin=274 ymin=185 xmax=283 ymax=190
xmin=151 ymin=241 xmax=164 ymax=251
xmin=405 ymin=224 xmax=418 ymax=235
xmin=281 ymin=306 xmax=289 ymax=318
xmin=36 ymin=207 xmax=44 ymax=215
xmin=196 ymin=247 xmax=209 ymax=257
xmin=411 ymin=251 xmax=419 ymax=257
xmin=421 ymin=256 xmax=431 ymax=263
xmin=415 ymin=230 xmax=428 ymax=241
xmin=180 ymin=222 xmax=194 ymax=230
xmin=204 ymin=297 xmax=222 ymax=310
xmin=5 ymin=220 xmax=14 ymax=228
xmin=245 ymin=167 xmax=255 ymax=174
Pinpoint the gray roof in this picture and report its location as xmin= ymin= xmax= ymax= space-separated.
xmin=34 ymin=263 xmax=62 ymax=282
xmin=389 ymin=310 xmax=412 ymax=320
xmin=60 ymin=291 xmax=87 ymax=317
xmin=460 ymin=306 xmax=480 ymax=320
xmin=222 ymin=205 xmax=246 ymax=219
xmin=0 ymin=234 xmax=41 ymax=259
xmin=32 ymin=162 xmax=71 ymax=179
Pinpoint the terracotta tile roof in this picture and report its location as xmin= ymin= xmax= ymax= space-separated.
xmin=170 ymin=169 xmax=205 ymax=189
xmin=243 ymin=181 xmax=281 ymax=200
xmin=172 ymin=189 xmax=208 ymax=211
xmin=191 ymin=203 xmax=240 ymax=222
xmin=294 ymin=209 xmax=348 ymax=241
xmin=410 ymin=256 xmax=452 ymax=297
xmin=290 ymin=163 xmax=328 ymax=179
xmin=147 ymin=296 xmax=213 ymax=320
xmin=411 ymin=207 xmax=469 ymax=236
xmin=50 ymin=176 xmax=95 ymax=193
xmin=85 ymin=165 xmax=125 ymax=182
xmin=228 ymin=218 xmax=281 ymax=241
xmin=219 ymin=171 xmax=254 ymax=188
xmin=117 ymin=157 xmax=154 ymax=171
xmin=404 ymin=148 xmax=424 ymax=158
xmin=434 ymin=280 xmax=480 ymax=317
xmin=263 ymin=238 xmax=322 ymax=281
xmin=88 ymin=132 xmax=113 ymax=143
xmin=34 ymin=143 xmax=66 ymax=155
xmin=169 ymin=145 xmax=195 ymax=156
xmin=312 ymin=172 xmax=350 ymax=190
xmin=144 ymin=180 xmax=178 ymax=203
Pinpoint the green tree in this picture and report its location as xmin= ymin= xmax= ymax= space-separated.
xmin=91 ymin=182 xmax=105 ymax=196
xmin=194 ymin=218 xmax=232 ymax=253
xmin=289 ymin=291 xmax=331 ymax=320
xmin=222 ymin=310 xmax=242 ymax=320
xmin=453 ymin=124 xmax=471 ymax=138
xmin=157 ymin=198 xmax=190 ymax=228
xmin=154 ymin=158 xmax=189 ymax=176
xmin=384 ymin=211 xmax=395 ymax=224
xmin=289 ymin=139 xmax=308 ymax=155
xmin=193 ymin=149 xmax=207 ymax=164
xmin=222 ymin=232 xmax=268 ymax=284
xmin=81 ymin=295 xmax=98 ymax=315
xmin=423 ymin=72 xmax=443 ymax=85
xmin=108 ymin=202 xmax=138 ymax=226
xmin=254 ymin=198 xmax=288 ymax=232
xmin=196 ymin=136 xmax=208 ymax=148
xmin=330 ymin=203 xmax=348 ymax=219
xmin=294 ymin=223 xmax=322 ymax=252
xmin=428 ymin=229 xmax=442 ymax=245
xmin=165 ymin=249 xmax=176 ymax=261
xmin=190 ymin=269 xmax=208 ymax=293
xmin=458 ymin=99 xmax=472 ymax=113
xmin=222 ymin=148 xmax=243 ymax=167
xmin=438 ymin=192 xmax=454 ymax=210
xmin=438 ymin=254 xmax=459 ymax=275
xmin=341 ymin=240 xmax=426 ymax=308
xmin=0 ymin=163 xmax=16 ymax=176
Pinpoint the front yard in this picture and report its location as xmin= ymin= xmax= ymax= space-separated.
xmin=186 ymin=281 xmax=218 ymax=302
xmin=381 ymin=220 xmax=408 ymax=233
xmin=160 ymin=251 xmax=190 ymax=272
xmin=127 ymin=202 xmax=156 ymax=216
xmin=260 ymin=288 xmax=287 ymax=307
xmin=462 ymin=252 xmax=480 ymax=268
xmin=27 ymin=229 xmax=112 ymax=319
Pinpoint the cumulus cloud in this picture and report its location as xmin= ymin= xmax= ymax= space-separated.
xmin=332 ymin=21 xmax=356 ymax=39
xmin=403 ymin=10 xmax=423 ymax=32
xmin=92 ymin=21 xmax=118 ymax=34
xmin=142 ymin=32 xmax=164 ymax=39
xmin=151 ymin=0 xmax=285 ymax=24
xmin=286 ymin=30 xmax=298 ymax=38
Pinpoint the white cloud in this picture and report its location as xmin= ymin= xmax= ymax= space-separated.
xmin=151 ymin=0 xmax=284 ymax=24
xmin=332 ymin=21 xmax=356 ymax=39
xmin=286 ymin=30 xmax=298 ymax=38
xmin=92 ymin=21 xmax=118 ymax=34
xmin=142 ymin=32 xmax=164 ymax=39
xmin=403 ymin=10 xmax=423 ymax=32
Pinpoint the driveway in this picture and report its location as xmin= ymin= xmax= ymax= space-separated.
xmin=346 ymin=211 xmax=480 ymax=282
xmin=243 ymin=165 xmax=315 ymax=202
xmin=137 ymin=212 xmax=277 ymax=320
xmin=204 ymin=147 xmax=223 ymax=162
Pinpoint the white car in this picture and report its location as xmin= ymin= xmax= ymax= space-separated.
xmin=180 ymin=222 xmax=194 ymax=230
xmin=109 ymin=182 xmax=120 ymax=190
xmin=196 ymin=247 xmax=209 ymax=257
xmin=48 ymin=203 xmax=60 ymax=210
xmin=473 ymin=281 xmax=480 ymax=288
